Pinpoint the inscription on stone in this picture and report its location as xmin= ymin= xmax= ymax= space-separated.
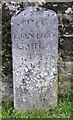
xmin=11 ymin=6 xmax=58 ymax=111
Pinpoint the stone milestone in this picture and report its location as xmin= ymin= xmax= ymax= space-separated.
xmin=11 ymin=6 xmax=58 ymax=111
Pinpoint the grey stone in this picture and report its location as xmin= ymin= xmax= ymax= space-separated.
xmin=11 ymin=6 xmax=58 ymax=111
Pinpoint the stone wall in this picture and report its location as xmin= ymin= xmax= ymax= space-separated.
xmin=1 ymin=2 xmax=73 ymax=101
xmin=57 ymin=5 xmax=73 ymax=94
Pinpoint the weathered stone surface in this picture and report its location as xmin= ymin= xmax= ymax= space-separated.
xmin=11 ymin=6 xmax=58 ymax=111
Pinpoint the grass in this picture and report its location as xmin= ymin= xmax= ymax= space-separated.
xmin=0 ymin=92 xmax=73 ymax=118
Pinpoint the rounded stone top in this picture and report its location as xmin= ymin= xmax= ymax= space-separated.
xmin=11 ymin=6 xmax=58 ymax=23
